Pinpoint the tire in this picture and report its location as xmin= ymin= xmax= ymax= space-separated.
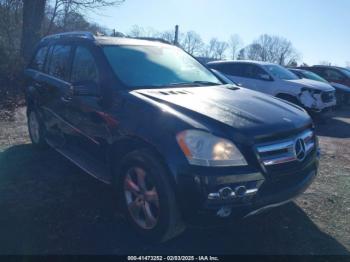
xmin=27 ymin=109 xmax=48 ymax=148
xmin=115 ymin=149 xmax=185 ymax=242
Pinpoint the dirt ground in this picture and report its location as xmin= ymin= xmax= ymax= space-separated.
xmin=0 ymin=106 xmax=349 ymax=255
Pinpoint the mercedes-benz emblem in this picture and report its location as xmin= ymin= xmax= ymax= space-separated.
xmin=294 ymin=138 xmax=306 ymax=161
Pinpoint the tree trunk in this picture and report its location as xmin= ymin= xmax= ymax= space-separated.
xmin=20 ymin=0 xmax=46 ymax=64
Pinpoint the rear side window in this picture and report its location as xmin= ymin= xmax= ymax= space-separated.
xmin=323 ymin=69 xmax=344 ymax=80
xmin=311 ymin=67 xmax=324 ymax=76
xmin=215 ymin=63 xmax=243 ymax=76
xmin=241 ymin=64 xmax=267 ymax=79
xmin=30 ymin=46 xmax=48 ymax=71
xmin=71 ymin=46 xmax=99 ymax=83
xmin=47 ymin=45 xmax=72 ymax=81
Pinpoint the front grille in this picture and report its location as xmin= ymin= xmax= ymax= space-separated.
xmin=321 ymin=91 xmax=335 ymax=103
xmin=255 ymin=129 xmax=315 ymax=170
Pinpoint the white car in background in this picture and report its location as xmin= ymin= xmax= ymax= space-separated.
xmin=207 ymin=60 xmax=336 ymax=116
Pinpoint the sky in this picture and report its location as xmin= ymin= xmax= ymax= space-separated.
xmin=88 ymin=0 xmax=350 ymax=66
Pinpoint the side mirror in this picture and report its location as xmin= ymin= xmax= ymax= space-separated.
xmin=72 ymin=81 xmax=100 ymax=97
xmin=259 ymin=74 xmax=273 ymax=81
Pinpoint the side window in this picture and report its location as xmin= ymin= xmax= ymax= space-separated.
xmin=47 ymin=45 xmax=72 ymax=81
xmin=218 ymin=64 xmax=244 ymax=76
xmin=214 ymin=64 xmax=231 ymax=75
xmin=30 ymin=46 xmax=48 ymax=71
xmin=71 ymin=46 xmax=99 ymax=84
xmin=312 ymin=68 xmax=326 ymax=77
xmin=324 ymin=69 xmax=344 ymax=81
xmin=245 ymin=65 xmax=268 ymax=80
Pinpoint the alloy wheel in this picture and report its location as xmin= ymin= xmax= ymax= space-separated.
xmin=124 ymin=167 xmax=160 ymax=229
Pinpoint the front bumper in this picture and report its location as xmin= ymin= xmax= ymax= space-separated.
xmin=299 ymin=90 xmax=336 ymax=113
xmin=177 ymin=150 xmax=318 ymax=219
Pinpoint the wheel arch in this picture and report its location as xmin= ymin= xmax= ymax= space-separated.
xmin=276 ymin=92 xmax=301 ymax=105
xmin=108 ymin=136 xmax=177 ymax=189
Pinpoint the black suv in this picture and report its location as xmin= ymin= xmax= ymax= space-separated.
xmin=24 ymin=32 xmax=319 ymax=241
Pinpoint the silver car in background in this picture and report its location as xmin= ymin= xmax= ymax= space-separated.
xmin=207 ymin=60 xmax=336 ymax=115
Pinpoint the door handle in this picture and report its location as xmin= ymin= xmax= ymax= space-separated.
xmin=61 ymin=96 xmax=72 ymax=103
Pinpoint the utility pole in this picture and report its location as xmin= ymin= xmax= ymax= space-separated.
xmin=174 ymin=25 xmax=179 ymax=46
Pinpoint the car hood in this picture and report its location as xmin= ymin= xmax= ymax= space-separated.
xmin=132 ymin=85 xmax=311 ymax=140
xmin=285 ymin=78 xmax=335 ymax=92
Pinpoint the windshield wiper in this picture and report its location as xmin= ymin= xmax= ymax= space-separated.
xmin=131 ymin=81 xmax=222 ymax=90
xmin=192 ymin=81 xmax=221 ymax=86
xmin=168 ymin=81 xmax=221 ymax=87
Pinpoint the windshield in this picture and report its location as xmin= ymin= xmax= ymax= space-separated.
xmin=302 ymin=70 xmax=329 ymax=83
xmin=339 ymin=68 xmax=350 ymax=78
xmin=103 ymin=45 xmax=221 ymax=88
xmin=263 ymin=64 xmax=299 ymax=80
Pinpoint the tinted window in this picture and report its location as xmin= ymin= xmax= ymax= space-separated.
xmin=215 ymin=63 xmax=244 ymax=76
xmin=263 ymin=64 xmax=299 ymax=80
xmin=309 ymin=67 xmax=324 ymax=76
xmin=47 ymin=45 xmax=72 ymax=80
xmin=323 ymin=69 xmax=344 ymax=80
xmin=30 ymin=46 xmax=48 ymax=71
xmin=71 ymin=46 xmax=99 ymax=83
xmin=241 ymin=64 xmax=268 ymax=80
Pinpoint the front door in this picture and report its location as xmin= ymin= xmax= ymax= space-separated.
xmin=61 ymin=44 xmax=109 ymax=164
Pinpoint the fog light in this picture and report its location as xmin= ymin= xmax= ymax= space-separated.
xmin=219 ymin=187 xmax=233 ymax=199
xmin=235 ymin=186 xmax=247 ymax=197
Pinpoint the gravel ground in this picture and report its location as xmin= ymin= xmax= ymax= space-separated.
xmin=0 ymin=107 xmax=349 ymax=255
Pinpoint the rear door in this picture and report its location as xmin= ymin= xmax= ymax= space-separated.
xmin=42 ymin=43 xmax=74 ymax=145
xmin=25 ymin=44 xmax=50 ymax=113
xmin=239 ymin=64 xmax=274 ymax=94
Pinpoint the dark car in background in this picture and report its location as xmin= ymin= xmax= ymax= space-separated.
xmin=299 ymin=65 xmax=350 ymax=105
xmin=24 ymin=32 xmax=319 ymax=242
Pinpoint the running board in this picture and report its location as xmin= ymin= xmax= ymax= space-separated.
xmin=46 ymin=139 xmax=111 ymax=185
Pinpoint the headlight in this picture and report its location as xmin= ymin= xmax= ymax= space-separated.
xmin=176 ymin=130 xmax=247 ymax=167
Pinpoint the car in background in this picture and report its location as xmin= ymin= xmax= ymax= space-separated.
xmin=298 ymin=65 xmax=350 ymax=105
xmin=289 ymin=68 xmax=350 ymax=106
xmin=207 ymin=60 xmax=336 ymax=116
xmin=210 ymin=68 xmax=236 ymax=84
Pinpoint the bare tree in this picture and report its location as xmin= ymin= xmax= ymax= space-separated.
xmin=237 ymin=48 xmax=246 ymax=60
xmin=228 ymin=34 xmax=242 ymax=60
xmin=45 ymin=0 xmax=124 ymax=34
xmin=244 ymin=34 xmax=299 ymax=65
xmin=128 ymin=25 xmax=160 ymax=38
xmin=159 ymin=30 xmax=174 ymax=43
xmin=319 ymin=61 xmax=332 ymax=66
xmin=214 ymin=41 xmax=228 ymax=60
xmin=181 ymin=31 xmax=204 ymax=56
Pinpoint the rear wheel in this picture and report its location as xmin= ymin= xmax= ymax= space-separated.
xmin=27 ymin=109 xmax=47 ymax=148
xmin=116 ymin=149 xmax=185 ymax=242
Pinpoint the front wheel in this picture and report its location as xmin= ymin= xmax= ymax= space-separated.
xmin=27 ymin=109 xmax=47 ymax=148
xmin=116 ymin=149 xmax=185 ymax=242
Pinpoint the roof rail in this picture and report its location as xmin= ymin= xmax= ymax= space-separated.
xmin=41 ymin=31 xmax=95 ymax=42
xmin=131 ymin=37 xmax=172 ymax=45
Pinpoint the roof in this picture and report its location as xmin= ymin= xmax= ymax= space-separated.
xmin=207 ymin=60 xmax=276 ymax=66
xmin=40 ymin=31 xmax=173 ymax=47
